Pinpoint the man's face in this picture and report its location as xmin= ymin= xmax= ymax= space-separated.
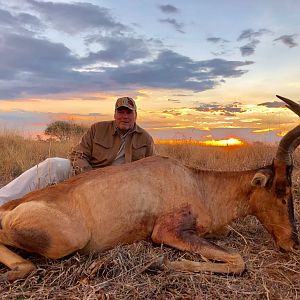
xmin=114 ymin=107 xmax=137 ymax=132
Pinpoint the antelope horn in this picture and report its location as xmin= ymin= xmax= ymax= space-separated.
xmin=275 ymin=95 xmax=300 ymax=164
xmin=276 ymin=125 xmax=300 ymax=164
xmin=290 ymin=137 xmax=300 ymax=153
xmin=276 ymin=95 xmax=300 ymax=117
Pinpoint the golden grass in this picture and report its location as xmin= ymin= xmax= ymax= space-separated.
xmin=156 ymin=142 xmax=276 ymax=170
xmin=0 ymin=131 xmax=300 ymax=299
xmin=0 ymin=129 xmax=80 ymax=184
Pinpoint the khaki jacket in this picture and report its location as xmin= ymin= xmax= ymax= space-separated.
xmin=69 ymin=121 xmax=154 ymax=175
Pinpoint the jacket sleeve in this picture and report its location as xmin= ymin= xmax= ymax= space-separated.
xmin=145 ymin=135 xmax=155 ymax=157
xmin=69 ymin=126 xmax=94 ymax=175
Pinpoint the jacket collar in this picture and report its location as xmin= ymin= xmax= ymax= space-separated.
xmin=112 ymin=121 xmax=143 ymax=135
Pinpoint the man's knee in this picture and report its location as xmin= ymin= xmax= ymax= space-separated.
xmin=41 ymin=157 xmax=71 ymax=181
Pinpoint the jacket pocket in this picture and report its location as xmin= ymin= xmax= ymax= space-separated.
xmin=132 ymin=140 xmax=147 ymax=161
xmin=92 ymin=140 xmax=112 ymax=163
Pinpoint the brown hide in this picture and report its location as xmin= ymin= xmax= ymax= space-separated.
xmin=0 ymin=155 xmax=298 ymax=281
xmin=249 ymin=159 xmax=298 ymax=251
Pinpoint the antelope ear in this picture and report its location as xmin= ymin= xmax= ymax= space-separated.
xmin=251 ymin=172 xmax=272 ymax=187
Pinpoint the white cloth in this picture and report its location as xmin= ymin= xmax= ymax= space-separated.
xmin=0 ymin=157 xmax=72 ymax=205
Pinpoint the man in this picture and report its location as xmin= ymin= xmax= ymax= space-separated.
xmin=0 ymin=97 xmax=154 ymax=204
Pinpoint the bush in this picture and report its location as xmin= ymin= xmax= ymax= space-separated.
xmin=44 ymin=121 xmax=88 ymax=141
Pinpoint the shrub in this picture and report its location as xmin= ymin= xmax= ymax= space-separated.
xmin=44 ymin=121 xmax=88 ymax=141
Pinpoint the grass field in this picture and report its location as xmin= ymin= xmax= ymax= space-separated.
xmin=0 ymin=132 xmax=299 ymax=299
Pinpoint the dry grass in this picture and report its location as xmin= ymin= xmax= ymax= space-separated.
xmin=0 ymin=129 xmax=79 ymax=184
xmin=156 ymin=142 xmax=277 ymax=170
xmin=0 ymin=132 xmax=300 ymax=299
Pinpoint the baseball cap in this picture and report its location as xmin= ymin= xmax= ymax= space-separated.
xmin=115 ymin=97 xmax=137 ymax=111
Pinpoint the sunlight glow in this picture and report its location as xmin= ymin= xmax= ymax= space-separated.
xmin=156 ymin=137 xmax=244 ymax=147
xmin=202 ymin=138 xmax=244 ymax=147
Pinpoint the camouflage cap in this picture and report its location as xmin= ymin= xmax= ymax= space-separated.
xmin=115 ymin=97 xmax=137 ymax=111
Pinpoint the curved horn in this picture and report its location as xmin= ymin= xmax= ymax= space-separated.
xmin=275 ymin=95 xmax=300 ymax=164
xmin=276 ymin=95 xmax=300 ymax=117
xmin=276 ymin=125 xmax=300 ymax=164
xmin=289 ymin=136 xmax=300 ymax=154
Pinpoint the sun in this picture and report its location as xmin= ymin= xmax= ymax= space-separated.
xmin=202 ymin=138 xmax=244 ymax=147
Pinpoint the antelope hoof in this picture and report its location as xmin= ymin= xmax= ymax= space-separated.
xmin=3 ymin=264 xmax=37 ymax=282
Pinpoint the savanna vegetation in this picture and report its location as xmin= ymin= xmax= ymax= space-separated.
xmin=44 ymin=121 xmax=88 ymax=141
xmin=0 ymin=129 xmax=300 ymax=299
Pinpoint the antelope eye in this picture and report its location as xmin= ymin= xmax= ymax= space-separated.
xmin=281 ymin=199 xmax=287 ymax=205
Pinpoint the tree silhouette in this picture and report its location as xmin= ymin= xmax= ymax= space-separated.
xmin=44 ymin=121 xmax=87 ymax=141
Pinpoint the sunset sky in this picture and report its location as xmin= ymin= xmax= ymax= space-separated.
xmin=0 ymin=0 xmax=300 ymax=143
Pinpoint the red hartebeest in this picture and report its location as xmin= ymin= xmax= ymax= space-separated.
xmin=0 ymin=95 xmax=299 ymax=282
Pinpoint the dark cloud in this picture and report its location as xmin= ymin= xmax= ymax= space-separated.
xmin=239 ymin=40 xmax=260 ymax=56
xmin=0 ymin=8 xmax=15 ymax=25
xmin=207 ymin=37 xmax=231 ymax=57
xmin=193 ymin=102 xmax=247 ymax=116
xmin=108 ymin=50 xmax=253 ymax=92
xmin=162 ymin=109 xmax=182 ymax=116
xmin=237 ymin=28 xmax=271 ymax=41
xmin=273 ymin=34 xmax=298 ymax=48
xmin=82 ymin=36 xmax=150 ymax=64
xmin=0 ymin=13 xmax=253 ymax=100
xmin=0 ymin=8 xmax=44 ymax=34
xmin=158 ymin=4 xmax=179 ymax=14
xmin=159 ymin=18 xmax=185 ymax=33
xmin=0 ymin=32 xmax=77 ymax=79
xmin=207 ymin=37 xmax=229 ymax=44
xmin=198 ymin=57 xmax=253 ymax=77
xmin=237 ymin=29 xmax=271 ymax=56
xmin=0 ymin=35 xmax=253 ymax=98
xmin=168 ymin=99 xmax=181 ymax=103
xmin=258 ymin=101 xmax=285 ymax=108
xmin=0 ymin=32 xmax=100 ymax=98
xmin=26 ymin=0 xmax=126 ymax=34
xmin=18 ymin=12 xmax=43 ymax=28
